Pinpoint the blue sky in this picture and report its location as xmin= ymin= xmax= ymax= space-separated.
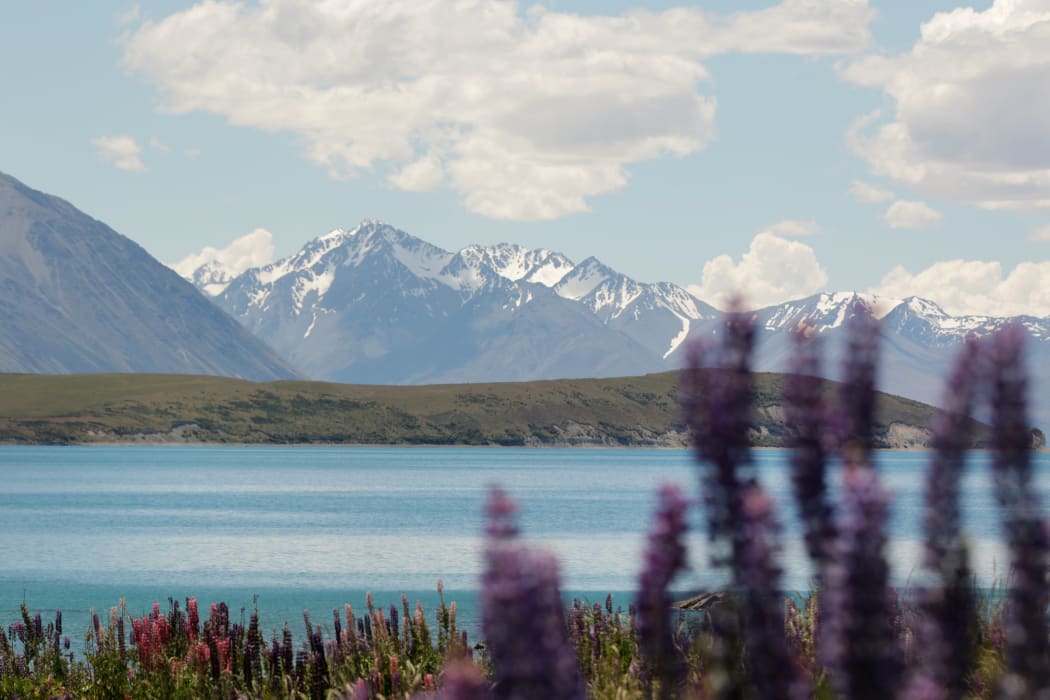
xmin=3 ymin=0 xmax=1049 ymax=315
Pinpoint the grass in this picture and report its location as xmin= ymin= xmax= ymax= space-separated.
xmin=0 ymin=371 xmax=978 ymax=447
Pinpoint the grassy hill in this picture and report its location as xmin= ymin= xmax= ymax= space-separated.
xmin=0 ymin=371 xmax=984 ymax=447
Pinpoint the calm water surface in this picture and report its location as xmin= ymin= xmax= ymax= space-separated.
xmin=0 ymin=446 xmax=1046 ymax=646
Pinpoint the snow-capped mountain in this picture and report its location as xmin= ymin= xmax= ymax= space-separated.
xmin=182 ymin=260 xmax=239 ymax=297
xmin=198 ymin=220 xmax=717 ymax=384
xmin=178 ymin=221 xmax=1050 ymax=429
xmin=747 ymin=291 xmax=1050 ymax=430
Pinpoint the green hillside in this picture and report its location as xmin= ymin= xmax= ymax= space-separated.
xmin=0 ymin=371 xmax=978 ymax=447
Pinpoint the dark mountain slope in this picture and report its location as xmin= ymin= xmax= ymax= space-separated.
xmin=0 ymin=172 xmax=295 ymax=379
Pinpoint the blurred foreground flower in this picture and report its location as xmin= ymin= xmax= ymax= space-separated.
xmin=481 ymin=487 xmax=585 ymax=700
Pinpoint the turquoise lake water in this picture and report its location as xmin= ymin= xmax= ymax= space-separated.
xmin=0 ymin=446 xmax=1046 ymax=650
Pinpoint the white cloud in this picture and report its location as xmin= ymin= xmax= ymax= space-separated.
xmin=871 ymin=259 xmax=1050 ymax=317
xmin=171 ymin=228 xmax=275 ymax=280
xmin=883 ymin=200 xmax=942 ymax=230
xmin=387 ymin=152 xmax=445 ymax=192
xmin=842 ymin=0 xmax=1050 ymax=210
xmin=184 ymin=147 xmax=201 ymax=159
xmin=125 ymin=0 xmax=874 ymax=221
xmin=850 ymin=179 xmax=894 ymax=203
xmin=760 ymin=219 xmax=819 ymax=237
xmin=148 ymin=136 xmax=169 ymax=153
xmin=688 ymin=232 xmax=828 ymax=310
xmin=92 ymin=135 xmax=146 ymax=172
xmin=1031 ymin=224 xmax=1050 ymax=241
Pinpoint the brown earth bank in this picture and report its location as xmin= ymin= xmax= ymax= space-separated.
xmin=0 ymin=371 xmax=1040 ymax=448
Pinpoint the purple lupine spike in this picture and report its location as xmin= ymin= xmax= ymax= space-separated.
xmin=910 ymin=337 xmax=981 ymax=697
xmin=685 ymin=309 xmax=807 ymax=698
xmin=441 ymin=657 xmax=494 ymax=700
xmin=635 ymin=483 xmax=690 ymax=700
xmin=836 ymin=301 xmax=880 ymax=466
xmin=923 ymin=337 xmax=981 ymax=568
xmin=988 ymin=324 xmax=1050 ymax=698
xmin=900 ymin=675 xmax=946 ymax=700
xmin=481 ymin=487 xmax=585 ymax=700
xmin=485 ymin=486 xmax=519 ymax=538
xmin=991 ymin=324 xmax=1035 ymax=508
xmin=785 ymin=323 xmax=836 ymax=567
xmin=682 ymin=307 xmax=756 ymax=569
xmin=389 ymin=604 xmax=399 ymax=640
xmin=821 ymin=466 xmax=902 ymax=700
xmin=737 ymin=483 xmax=806 ymax=700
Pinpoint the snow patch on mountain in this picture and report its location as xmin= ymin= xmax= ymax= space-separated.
xmin=664 ymin=317 xmax=690 ymax=359
xmin=759 ymin=292 xmax=900 ymax=333
xmin=555 ymin=258 xmax=613 ymax=301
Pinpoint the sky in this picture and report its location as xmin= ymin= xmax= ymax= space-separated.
xmin=3 ymin=0 xmax=1050 ymax=316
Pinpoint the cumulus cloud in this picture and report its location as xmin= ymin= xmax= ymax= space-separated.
xmin=883 ymin=200 xmax=942 ymax=230
xmin=842 ymin=0 xmax=1050 ymax=210
xmin=124 ymin=0 xmax=874 ymax=220
xmin=171 ymin=228 xmax=275 ymax=280
xmin=760 ymin=219 xmax=819 ymax=237
xmin=148 ymin=136 xmax=169 ymax=153
xmin=871 ymin=259 xmax=1050 ymax=317
xmin=850 ymin=179 xmax=894 ymax=203
xmin=387 ymin=152 xmax=445 ymax=192
xmin=688 ymin=232 xmax=828 ymax=310
xmin=92 ymin=135 xmax=146 ymax=172
xmin=1030 ymin=224 xmax=1050 ymax=241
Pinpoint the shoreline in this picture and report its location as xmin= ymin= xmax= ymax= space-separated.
xmin=3 ymin=440 xmax=1044 ymax=452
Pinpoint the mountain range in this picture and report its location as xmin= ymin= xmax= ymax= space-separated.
xmin=184 ymin=220 xmax=1050 ymax=429
xmin=0 ymin=170 xmax=1046 ymax=431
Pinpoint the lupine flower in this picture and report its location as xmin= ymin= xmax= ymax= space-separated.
xmin=686 ymin=310 xmax=804 ymax=698
xmin=785 ymin=324 xmax=836 ymax=567
xmin=635 ymin=483 xmax=689 ymax=700
xmin=481 ymin=487 xmax=585 ymax=700
xmin=989 ymin=324 xmax=1050 ymax=698
xmin=821 ymin=466 xmax=902 ymax=700
xmin=186 ymin=597 xmax=200 ymax=643
xmin=441 ymin=657 xmax=493 ymax=700
xmin=737 ymin=484 xmax=805 ymax=700
xmin=682 ymin=307 xmax=755 ymax=570
xmin=484 ymin=487 xmax=518 ymax=539
xmin=835 ymin=301 xmax=880 ymax=466
xmin=909 ymin=337 xmax=981 ymax=697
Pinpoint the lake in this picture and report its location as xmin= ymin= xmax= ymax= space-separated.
xmin=0 ymin=446 xmax=1046 ymax=649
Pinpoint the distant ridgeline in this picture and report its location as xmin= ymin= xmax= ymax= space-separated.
xmin=0 ymin=371 xmax=1028 ymax=448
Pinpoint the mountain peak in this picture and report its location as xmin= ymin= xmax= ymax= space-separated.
xmin=901 ymin=295 xmax=949 ymax=318
xmin=555 ymin=256 xmax=621 ymax=301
